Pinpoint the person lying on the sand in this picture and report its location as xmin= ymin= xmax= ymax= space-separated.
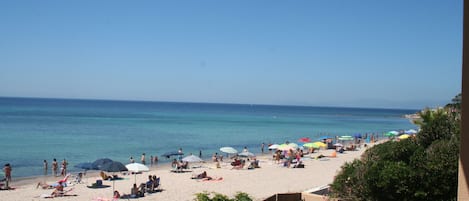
xmin=36 ymin=181 xmax=65 ymax=189
xmin=100 ymin=171 xmax=120 ymax=180
xmin=199 ymin=176 xmax=223 ymax=181
xmin=191 ymin=171 xmax=208 ymax=179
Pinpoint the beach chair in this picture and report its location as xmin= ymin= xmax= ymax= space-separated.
xmin=151 ymin=177 xmax=161 ymax=193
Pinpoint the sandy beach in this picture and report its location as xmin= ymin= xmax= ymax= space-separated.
xmin=0 ymin=147 xmax=370 ymax=201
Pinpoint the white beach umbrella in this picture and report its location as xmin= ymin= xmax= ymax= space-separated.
xmin=268 ymin=144 xmax=279 ymax=149
xmin=126 ymin=163 xmax=149 ymax=172
xmin=125 ymin=163 xmax=149 ymax=184
xmin=220 ymin=147 xmax=238 ymax=154
xmin=182 ymin=155 xmax=204 ymax=163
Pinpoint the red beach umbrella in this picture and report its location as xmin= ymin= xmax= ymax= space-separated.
xmin=298 ymin=137 xmax=311 ymax=143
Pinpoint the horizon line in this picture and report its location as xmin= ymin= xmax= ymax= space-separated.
xmin=0 ymin=95 xmax=421 ymax=111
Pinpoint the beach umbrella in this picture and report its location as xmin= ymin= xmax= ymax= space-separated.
xmin=399 ymin=134 xmax=411 ymax=139
xmin=238 ymin=151 xmax=255 ymax=158
xmin=100 ymin=161 xmax=127 ymax=172
xmin=100 ymin=161 xmax=127 ymax=194
xmin=125 ymin=163 xmax=149 ymax=184
xmin=220 ymin=147 xmax=238 ymax=154
xmin=298 ymin=137 xmax=311 ymax=143
xmin=405 ymin=129 xmax=418 ymax=134
xmin=91 ymin=158 xmax=113 ymax=170
xmin=182 ymin=155 xmax=204 ymax=163
xmin=268 ymin=144 xmax=279 ymax=150
xmin=317 ymin=136 xmax=332 ymax=140
xmin=338 ymin=136 xmax=354 ymax=141
xmin=288 ymin=143 xmax=299 ymax=149
xmin=125 ymin=163 xmax=149 ymax=173
xmin=354 ymin=133 xmax=362 ymax=138
xmin=303 ymin=143 xmax=319 ymax=148
xmin=385 ymin=131 xmax=399 ymax=137
xmin=313 ymin=142 xmax=327 ymax=148
xmin=277 ymin=144 xmax=293 ymax=151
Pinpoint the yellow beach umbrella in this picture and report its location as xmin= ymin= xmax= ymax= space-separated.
xmin=399 ymin=134 xmax=411 ymax=139
xmin=313 ymin=142 xmax=327 ymax=147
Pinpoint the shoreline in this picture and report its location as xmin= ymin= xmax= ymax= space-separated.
xmin=0 ymin=144 xmax=378 ymax=201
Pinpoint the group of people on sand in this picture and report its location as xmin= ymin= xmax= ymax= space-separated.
xmin=171 ymin=159 xmax=189 ymax=171
xmin=36 ymin=174 xmax=75 ymax=198
xmin=145 ymin=175 xmax=160 ymax=192
xmin=113 ymin=175 xmax=160 ymax=199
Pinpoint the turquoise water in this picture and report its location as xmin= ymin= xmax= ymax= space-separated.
xmin=0 ymin=97 xmax=418 ymax=178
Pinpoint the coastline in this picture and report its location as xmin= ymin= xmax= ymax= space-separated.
xmin=0 ymin=145 xmax=376 ymax=201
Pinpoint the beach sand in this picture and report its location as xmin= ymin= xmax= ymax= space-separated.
xmin=0 ymin=147 xmax=371 ymax=201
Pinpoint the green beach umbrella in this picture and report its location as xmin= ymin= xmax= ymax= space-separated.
xmin=385 ymin=131 xmax=399 ymax=137
xmin=338 ymin=136 xmax=354 ymax=141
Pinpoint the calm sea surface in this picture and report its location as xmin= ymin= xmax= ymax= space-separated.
xmin=0 ymin=97 xmax=418 ymax=178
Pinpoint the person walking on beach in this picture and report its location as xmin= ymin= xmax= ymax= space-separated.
xmin=199 ymin=150 xmax=202 ymax=158
xmin=141 ymin=153 xmax=146 ymax=165
xmin=150 ymin=155 xmax=154 ymax=166
xmin=43 ymin=160 xmax=48 ymax=176
xmin=52 ymin=158 xmax=58 ymax=177
xmin=261 ymin=143 xmax=265 ymax=154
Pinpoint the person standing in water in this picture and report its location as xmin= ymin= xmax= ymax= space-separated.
xmin=43 ymin=160 xmax=48 ymax=176
xmin=141 ymin=153 xmax=146 ymax=165
xmin=52 ymin=158 xmax=58 ymax=177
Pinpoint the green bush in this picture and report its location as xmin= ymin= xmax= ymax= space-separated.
xmin=330 ymin=96 xmax=461 ymax=201
xmin=194 ymin=192 xmax=253 ymax=201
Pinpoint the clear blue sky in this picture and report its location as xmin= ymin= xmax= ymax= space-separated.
xmin=0 ymin=1 xmax=463 ymax=109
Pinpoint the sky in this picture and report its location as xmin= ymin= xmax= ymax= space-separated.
xmin=0 ymin=1 xmax=463 ymax=109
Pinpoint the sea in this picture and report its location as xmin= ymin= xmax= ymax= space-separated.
xmin=0 ymin=97 xmax=418 ymax=178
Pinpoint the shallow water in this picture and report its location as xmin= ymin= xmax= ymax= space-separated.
xmin=0 ymin=97 xmax=417 ymax=178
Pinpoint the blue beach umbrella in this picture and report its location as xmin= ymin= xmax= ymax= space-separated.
xmin=100 ymin=161 xmax=127 ymax=172
xmin=91 ymin=158 xmax=113 ymax=170
xmin=317 ymin=136 xmax=332 ymax=140
xmin=405 ymin=129 xmax=418 ymax=134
